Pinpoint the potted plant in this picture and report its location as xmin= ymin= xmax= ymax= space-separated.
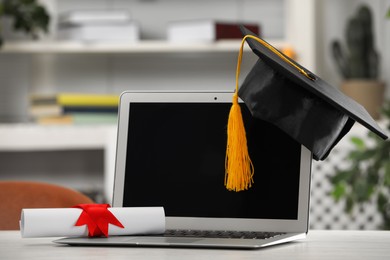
xmin=330 ymin=100 xmax=390 ymax=229
xmin=332 ymin=4 xmax=385 ymax=119
xmin=0 ymin=0 xmax=50 ymax=47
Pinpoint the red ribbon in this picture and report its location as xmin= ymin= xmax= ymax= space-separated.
xmin=73 ymin=204 xmax=124 ymax=237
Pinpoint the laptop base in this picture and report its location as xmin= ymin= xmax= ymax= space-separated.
xmin=54 ymin=233 xmax=306 ymax=249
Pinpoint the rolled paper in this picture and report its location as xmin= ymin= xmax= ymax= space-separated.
xmin=20 ymin=207 xmax=165 ymax=238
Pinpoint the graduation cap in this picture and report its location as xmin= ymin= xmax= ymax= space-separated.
xmin=224 ymin=26 xmax=388 ymax=192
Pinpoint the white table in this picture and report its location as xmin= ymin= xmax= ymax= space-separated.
xmin=1 ymin=230 xmax=390 ymax=260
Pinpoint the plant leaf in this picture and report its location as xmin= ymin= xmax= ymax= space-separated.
xmin=377 ymin=192 xmax=388 ymax=212
xmin=331 ymin=182 xmax=346 ymax=201
xmin=350 ymin=136 xmax=365 ymax=150
xmin=330 ymin=170 xmax=353 ymax=184
xmin=384 ymin=161 xmax=390 ymax=186
xmin=346 ymin=196 xmax=355 ymax=213
xmin=355 ymin=179 xmax=372 ymax=202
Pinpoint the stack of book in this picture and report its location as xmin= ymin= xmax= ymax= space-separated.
xmin=167 ymin=20 xmax=260 ymax=43
xmin=57 ymin=10 xmax=139 ymax=42
xmin=30 ymin=93 xmax=119 ymax=125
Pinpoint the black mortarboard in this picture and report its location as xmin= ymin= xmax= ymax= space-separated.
xmin=224 ymin=26 xmax=388 ymax=192
xmin=238 ymin=26 xmax=387 ymax=160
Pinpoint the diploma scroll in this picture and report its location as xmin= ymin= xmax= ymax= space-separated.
xmin=20 ymin=207 xmax=165 ymax=238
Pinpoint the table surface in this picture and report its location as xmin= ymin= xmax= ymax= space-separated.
xmin=1 ymin=230 xmax=390 ymax=260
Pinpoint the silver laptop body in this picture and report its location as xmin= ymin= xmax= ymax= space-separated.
xmin=56 ymin=91 xmax=312 ymax=249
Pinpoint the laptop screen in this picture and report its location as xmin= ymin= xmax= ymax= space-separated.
xmin=122 ymin=102 xmax=301 ymax=220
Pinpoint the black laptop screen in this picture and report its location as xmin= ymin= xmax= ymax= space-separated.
xmin=123 ymin=103 xmax=301 ymax=220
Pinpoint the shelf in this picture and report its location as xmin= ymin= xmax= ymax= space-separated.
xmin=0 ymin=39 xmax=288 ymax=54
xmin=0 ymin=124 xmax=117 ymax=151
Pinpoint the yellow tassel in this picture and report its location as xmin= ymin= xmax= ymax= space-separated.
xmin=224 ymin=36 xmax=255 ymax=192
xmin=225 ymin=93 xmax=254 ymax=192
xmin=225 ymin=34 xmax=313 ymax=192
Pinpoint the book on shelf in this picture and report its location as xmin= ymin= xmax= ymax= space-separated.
xmin=37 ymin=113 xmax=118 ymax=125
xmin=30 ymin=93 xmax=119 ymax=125
xmin=57 ymin=22 xmax=140 ymax=42
xmin=58 ymin=10 xmax=132 ymax=26
xmin=36 ymin=115 xmax=73 ymax=125
xmin=30 ymin=93 xmax=119 ymax=107
xmin=30 ymin=104 xmax=118 ymax=118
xmin=167 ymin=20 xmax=260 ymax=43
xmin=57 ymin=9 xmax=139 ymax=42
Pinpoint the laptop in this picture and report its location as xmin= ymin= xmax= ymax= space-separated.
xmin=55 ymin=91 xmax=312 ymax=249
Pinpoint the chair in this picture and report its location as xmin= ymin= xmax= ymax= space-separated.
xmin=0 ymin=181 xmax=94 ymax=230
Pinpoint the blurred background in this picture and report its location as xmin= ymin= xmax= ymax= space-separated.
xmin=0 ymin=0 xmax=389 ymax=230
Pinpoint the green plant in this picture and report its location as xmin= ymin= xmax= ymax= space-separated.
xmin=0 ymin=0 xmax=50 ymax=47
xmin=330 ymin=101 xmax=390 ymax=229
xmin=331 ymin=5 xmax=380 ymax=79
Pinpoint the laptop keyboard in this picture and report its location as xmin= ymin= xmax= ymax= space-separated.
xmin=164 ymin=229 xmax=285 ymax=240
